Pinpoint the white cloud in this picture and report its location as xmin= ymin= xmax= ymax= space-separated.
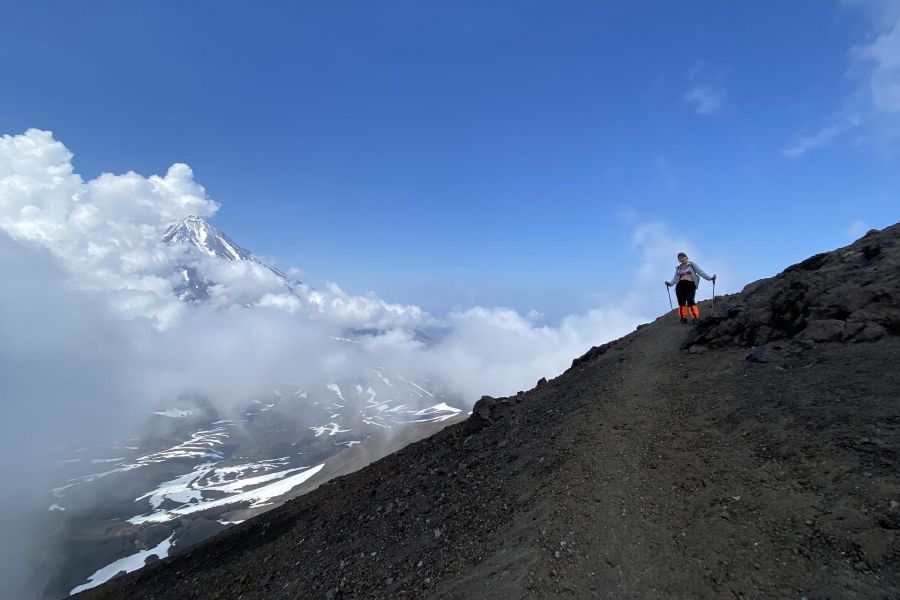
xmin=683 ymin=61 xmax=725 ymax=116
xmin=784 ymin=5 xmax=900 ymax=158
xmin=782 ymin=118 xmax=859 ymax=158
xmin=854 ymin=15 xmax=900 ymax=113
xmin=684 ymin=85 xmax=724 ymax=115
xmin=631 ymin=221 xmax=698 ymax=286
xmin=420 ymin=306 xmax=641 ymax=400
xmin=0 ymin=129 xmax=427 ymax=331
xmin=0 ymin=130 xmax=735 ymax=418
xmin=0 ymin=129 xmax=670 ymax=410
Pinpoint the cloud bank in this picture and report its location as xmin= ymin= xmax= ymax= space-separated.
xmin=0 ymin=128 xmax=722 ymax=596
xmin=0 ymin=130 xmax=686 ymax=416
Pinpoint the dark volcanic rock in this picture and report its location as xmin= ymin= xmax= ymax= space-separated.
xmin=76 ymin=224 xmax=900 ymax=600
xmin=684 ymin=224 xmax=899 ymax=350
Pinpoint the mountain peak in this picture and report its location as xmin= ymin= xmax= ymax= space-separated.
xmin=162 ymin=216 xmax=285 ymax=278
xmin=162 ymin=216 xmax=253 ymax=263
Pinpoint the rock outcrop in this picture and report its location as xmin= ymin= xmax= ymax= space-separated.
xmin=685 ymin=224 xmax=899 ymax=350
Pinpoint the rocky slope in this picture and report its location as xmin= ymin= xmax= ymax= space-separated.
xmin=77 ymin=224 xmax=900 ymax=600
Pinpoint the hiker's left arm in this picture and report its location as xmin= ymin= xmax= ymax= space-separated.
xmin=693 ymin=263 xmax=715 ymax=281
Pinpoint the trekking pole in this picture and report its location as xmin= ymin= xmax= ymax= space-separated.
xmin=666 ymin=283 xmax=674 ymax=316
xmin=712 ymin=278 xmax=716 ymax=311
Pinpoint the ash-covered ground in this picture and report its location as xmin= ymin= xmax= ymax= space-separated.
xmin=78 ymin=224 xmax=900 ymax=600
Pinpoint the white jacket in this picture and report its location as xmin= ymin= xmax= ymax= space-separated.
xmin=668 ymin=261 xmax=713 ymax=288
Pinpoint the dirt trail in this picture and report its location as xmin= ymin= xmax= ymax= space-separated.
xmin=435 ymin=304 xmax=899 ymax=600
xmin=437 ymin=308 xmax=718 ymax=598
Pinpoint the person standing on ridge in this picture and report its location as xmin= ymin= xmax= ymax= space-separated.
xmin=665 ymin=252 xmax=716 ymax=324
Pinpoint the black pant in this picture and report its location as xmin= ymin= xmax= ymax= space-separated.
xmin=675 ymin=280 xmax=696 ymax=307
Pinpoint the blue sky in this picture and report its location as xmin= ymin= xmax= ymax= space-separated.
xmin=2 ymin=1 xmax=898 ymax=321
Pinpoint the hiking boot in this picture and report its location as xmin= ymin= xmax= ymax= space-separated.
xmin=680 ymin=317 xmax=688 ymax=324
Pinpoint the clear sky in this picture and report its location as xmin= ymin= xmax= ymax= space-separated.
xmin=2 ymin=0 xmax=898 ymax=321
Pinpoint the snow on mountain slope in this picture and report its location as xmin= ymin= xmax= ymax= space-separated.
xmin=162 ymin=216 xmax=284 ymax=276
xmin=69 ymin=532 xmax=176 ymax=595
xmin=162 ymin=216 xmax=287 ymax=302
xmin=161 ymin=216 xmax=287 ymax=302
xmin=49 ymin=364 xmax=465 ymax=597
xmin=31 ymin=217 xmax=465 ymax=597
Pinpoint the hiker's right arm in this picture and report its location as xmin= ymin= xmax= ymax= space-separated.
xmin=666 ymin=269 xmax=677 ymax=286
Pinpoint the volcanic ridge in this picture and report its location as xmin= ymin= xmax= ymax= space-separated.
xmin=78 ymin=224 xmax=900 ymax=599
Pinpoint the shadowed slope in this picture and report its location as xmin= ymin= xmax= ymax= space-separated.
xmin=78 ymin=225 xmax=900 ymax=600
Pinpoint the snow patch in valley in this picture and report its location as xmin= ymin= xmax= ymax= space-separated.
xmin=414 ymin=402 xmax=462 ymax=416
xmin=410 ymin=402 xmax=463 ymax=422
xmin=51 ymin=427 xmax=232 ymax=499
xmin=370 ymin=369 xmax=394 ymax=387
xmin=134 ymin=458 xmax=297 ymax=511
xmin=128 ymin=464 xmax=325 ymax=524
xmin=70 ymin=532 xmax=176 ymax=594
xmin=310 ymin=423 xmax=351 ymax=437
xmin=327 ymin=383 xmax=346 ymax=402
xmin=335 ymin=440 xmax=362 ymax=448
xmin=204 ymin=467 xmax=307 ymax=494
xmin=396 ymin=374 xmax=434 ymax=398
xmin=153 ymin=408 xmax=195 ymax=418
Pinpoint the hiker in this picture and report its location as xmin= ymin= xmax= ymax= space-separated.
xmin=666 ymin=252 xmax=716 ymax=323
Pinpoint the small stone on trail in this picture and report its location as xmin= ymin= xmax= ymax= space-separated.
xmin=385 ymin=576 xmax=394 ymax=585
xmin=434 ymin=528 xmax=442 ymax=539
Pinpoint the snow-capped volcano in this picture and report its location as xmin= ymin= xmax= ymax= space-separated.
xmin=162 ymin=216 xmax=288 ymax=302
xmin=162 ymin=216 xmax=284 ymax=277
